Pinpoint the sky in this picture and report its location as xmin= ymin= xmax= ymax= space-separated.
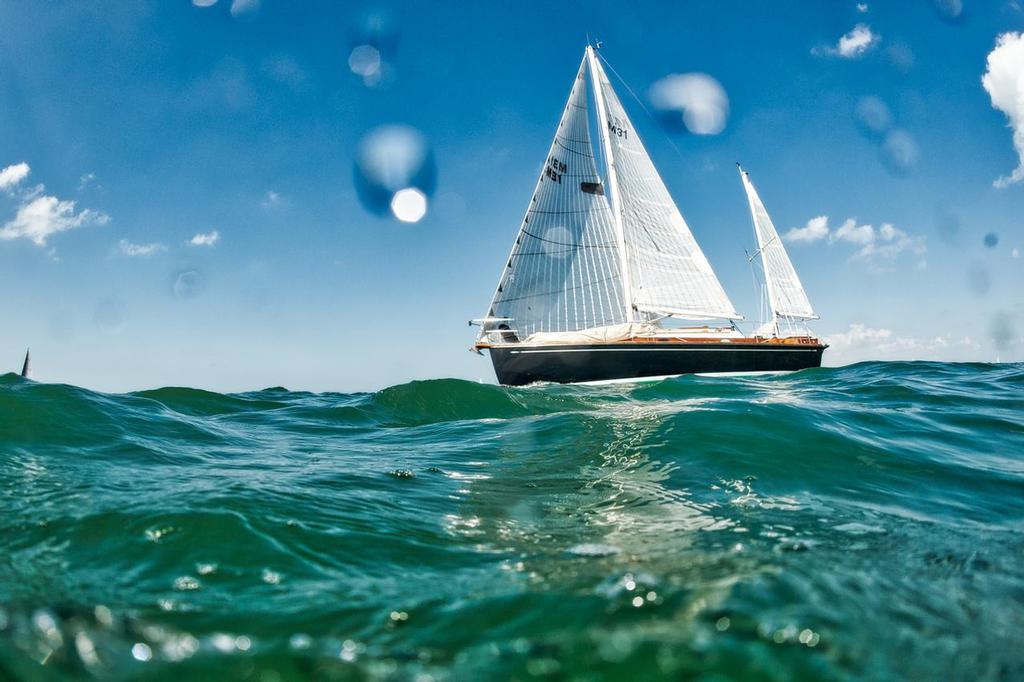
xmin=0 ymin=0 xmax=1022 ymax=393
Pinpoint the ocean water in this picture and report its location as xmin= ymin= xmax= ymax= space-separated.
xmin=0 ymin=362 xmax=1022 ymax=681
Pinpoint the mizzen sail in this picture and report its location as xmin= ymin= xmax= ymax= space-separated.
xmin=739 ymin=166 xmax=817 ymax=321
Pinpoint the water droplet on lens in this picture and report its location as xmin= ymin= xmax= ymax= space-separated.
xmin=649 ymin=73 xmax=729 ymax=135
xmin=132 ymin=642 xmax=153 ymax=662
xmin=390 ymin=188 xmax=428 ymax=223
xmin=171 ymin=269 xmax=206 ymax=299
xmin=880 ymin=129 xmax=919 ymax=175
xmin=854 ymin=96 xmax=893 ymax=139
xmin=930 ymin=0 xmax=964 ymax=23
xmin=354 ymin=125 xmax=436 ymax=222
xmin=967 ymin=262 xmax=991 ymax=295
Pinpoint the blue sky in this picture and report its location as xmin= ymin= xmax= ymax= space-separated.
xmin=1 ymin=1 xmax=1022 ymax=392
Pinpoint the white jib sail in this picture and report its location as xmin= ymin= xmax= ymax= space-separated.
xmin=590 ymin=55 xmax=741 ymax=321
xmin=484 ymin=57 xmax=627 ymax=339
xmin=739 ymin=167 xmax=817 ymax=320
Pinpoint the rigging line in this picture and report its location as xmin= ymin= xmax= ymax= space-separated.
xmin=596 ymin=51 xmax=687 ymax=166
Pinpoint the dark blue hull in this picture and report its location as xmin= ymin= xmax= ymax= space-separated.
xmin=488 ymin=342 xmax=826 ymax=386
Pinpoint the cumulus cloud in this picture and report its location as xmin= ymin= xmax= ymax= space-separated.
xmin=1 ymin=195 xmax=108 ymax=246
xmin=187 ymin=230 xmax=220 ymax=247
xmin=117 ymin=239 xmax=166 ymax=257
xmin=825 ymin=323 xmax=981 ymax=364
xmin=783 ymin=216 xmax=830 ymax=243
xmin=0 ymin=161 xmax=109 ymax=247
xmin=857 ymin=3 xmax=869 ymax=12
xmin=813 ymin=24 xmax=880 ymax=59
xmin=784 ymin=216 xmax=926 ymax=267
xmin=981 ymin=32 xmax=1024 ymax=188
xmin=0 ymin=162 xmax=31 ymax=191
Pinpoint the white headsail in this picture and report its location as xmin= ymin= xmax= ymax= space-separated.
xmin=739 ymin=166 xmax=817 ymax=324
xmin=590 ymin=54 xmax=742 ymax=321
xmin=484 ymin=56 xmax=627 ymax=338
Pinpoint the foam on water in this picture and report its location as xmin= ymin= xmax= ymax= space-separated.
xmin=1 ymin=362 xmax=1022 ymax=680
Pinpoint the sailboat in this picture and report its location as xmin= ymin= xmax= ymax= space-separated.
xmin=472 ymin=46 xmax=826 ymax=386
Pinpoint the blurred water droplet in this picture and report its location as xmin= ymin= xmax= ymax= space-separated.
xmin=854 ymin=96 xmax=893 ymax=139
xmin=131 ymin=642 xmax=153 ymax=662
xmin=930 ymin=0 xmax=964 ymax=23
xmin=390 ymin=188 xmax=428 ymax=223
xmin=171 ymin=269 xmax=206 ymax=300
xmin=349 ymin=10 xmax=399 ymax=88
xmin=541 ymin=225 xmax=577 ymax=259
xmin=967 ymin=262 xmax=991 ymax=295
xmin=934 ymin=208 xmax=961 ymax=245
xmin=649 ymin=73 xmax=729 ymax=135
xmin=880 ymin=129 xmax=919 ymax=175
xmin=93 ymin=295 xmax=126 ymax=330
xmin=989 ymin=311 xmax=1015 ymax=351
xmin=886 ymin=43 xmax=916 ymax=72
xmin=348 ymin=45 xmax=382 ymax=86
xmin=983 ymin=232 xmax=999 ymax=248
xmin=230 ymin=0 xmax=259 ymax=19
xmin=354 ymin=125 xmax=436 ymax=221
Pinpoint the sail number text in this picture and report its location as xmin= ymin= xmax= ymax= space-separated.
xmin=608 ymin=121 xmax=629 ymax=139
xmin=545 ymin=155 xmax=567 ymax=184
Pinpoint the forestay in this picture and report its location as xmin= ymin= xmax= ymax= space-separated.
xmin=590 ymin=56 xmax=741 ymax=321
xmin=739 ymin=168 xmax=817 ymax=320
xmin=485 ymin=58 xmax=627 ymax=338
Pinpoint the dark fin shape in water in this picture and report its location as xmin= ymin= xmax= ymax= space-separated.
xmin=21 ymin=348 xmax=31 ymax=379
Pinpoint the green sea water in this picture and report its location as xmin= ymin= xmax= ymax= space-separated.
xmin=0 ymin=362 xmax=1022 ymax=681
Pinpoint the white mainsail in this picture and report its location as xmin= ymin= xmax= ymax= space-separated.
xmin=485 ymin=56 xmax=627 ymax=338
xmin=739 ymin=166 xmax=817 ymax=323
xmin=589 ymin=53 xmax=742 ymax=321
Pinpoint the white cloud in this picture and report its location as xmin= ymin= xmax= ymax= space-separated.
xmin=1013 ymin=248 xmax=1020 ymax=258
xmin=192 ymin=0 xmax=218 ymax=6
xmin=0 ymin=162 xmax=30 ymax=192
xmin=832 ymin=218 xmax=875 ymax=246
xmin=981 ymin=32 xmax=1024 ymax=188
xmin=857 ymin=3 xmax=869 ymax=12
xmin=187 ymin=230 xmax=220 ymax=247
xmin=78 ymin=172 xmax=96 ymax=190
xmin=824 ymin=323 xmax=981 ymax=364
xmin=117 ymin=239 xmax=166 ymax=257
xmin=813 ymin=24 xmax=880 ymax=59
xmin=784 ymin=215 xmax=830 ymax=243
xmin=1 ymin=195 xmax=109 ymax=246
xmin=785 ymin=215 xmax=926 ymax=267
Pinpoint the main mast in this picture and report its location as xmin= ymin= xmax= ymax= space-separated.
xmin=586 ymin=45 xmax=635 ymax=324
